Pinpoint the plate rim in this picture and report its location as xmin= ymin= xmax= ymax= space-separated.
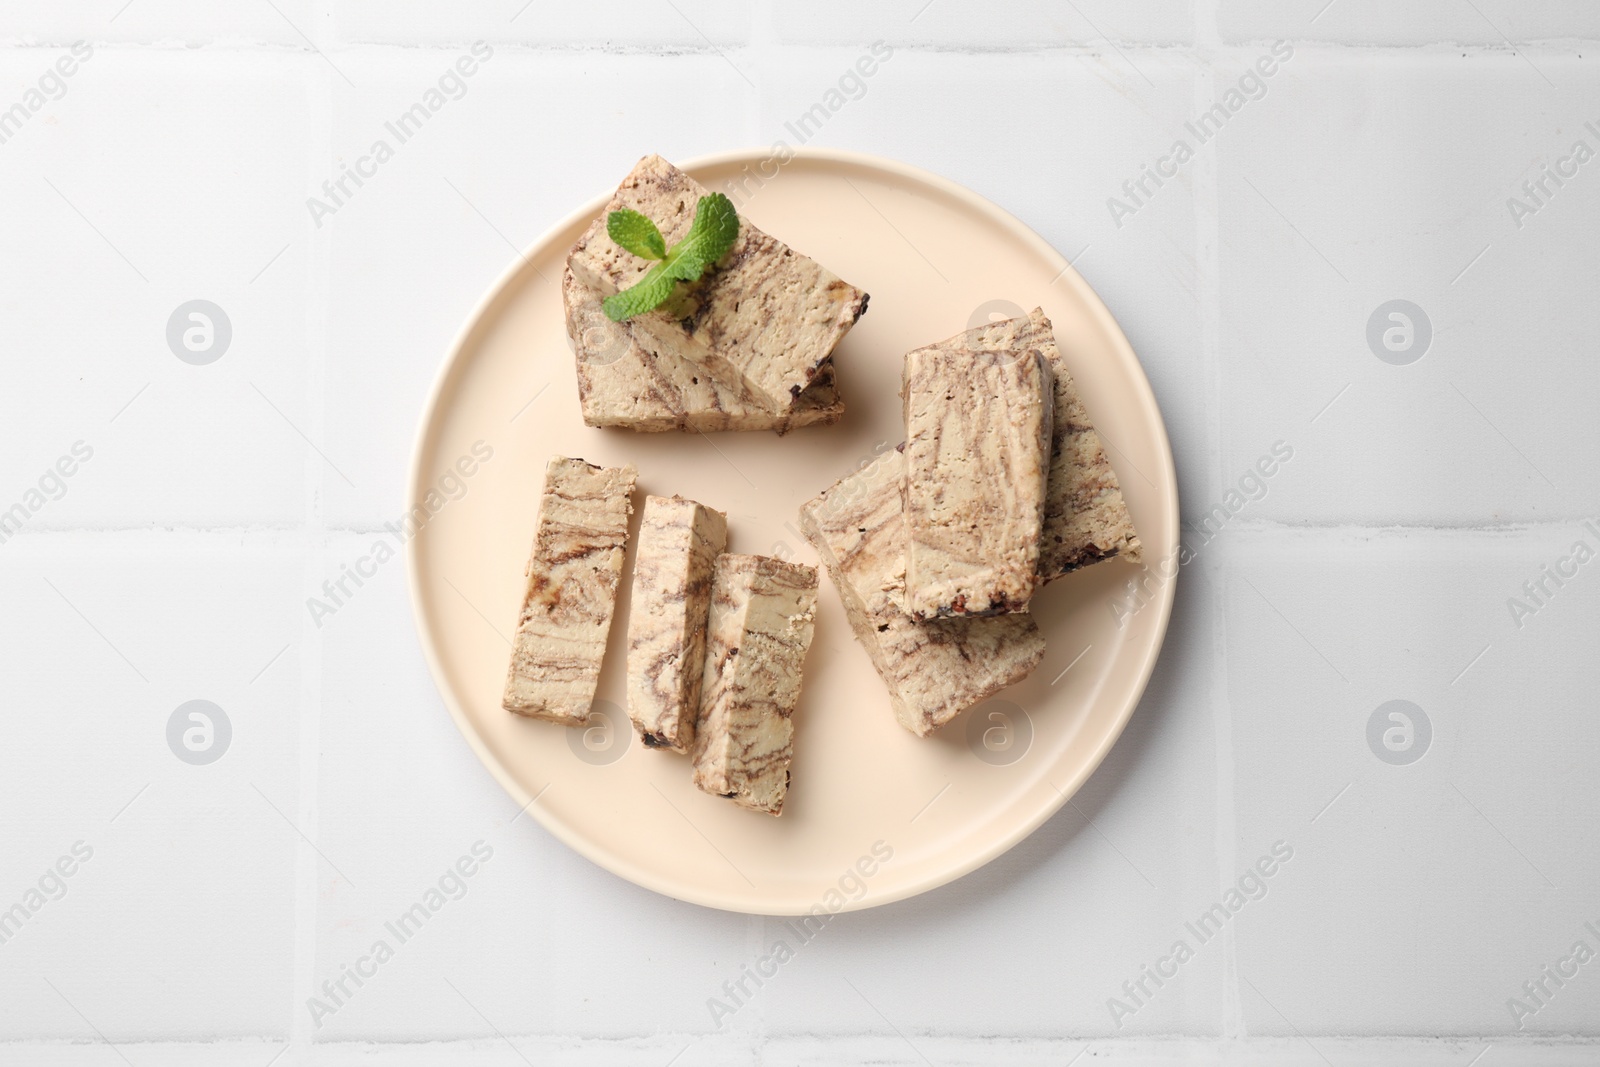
xmin=405 ymin=146 xmax=1179 ymax=915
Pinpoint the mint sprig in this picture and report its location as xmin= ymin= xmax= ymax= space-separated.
xmin=602 ymin=193 xmax=739 ymax=322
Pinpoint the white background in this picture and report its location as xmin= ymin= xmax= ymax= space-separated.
xmin=2 ymin=1 xmax=1598 ymax=1063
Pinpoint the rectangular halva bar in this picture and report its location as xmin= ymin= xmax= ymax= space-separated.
xmin=690 ymin=554 xmax=818 ymax=815
xmin=626 ymin=495 xmax=728 ymax=753
xmin=1023 ymin=308 xmax=1143 ymax=579
xmin=501 ymin=455 xmax=637 ymax=724
xmin=902 ymin=326 xmax=1053 ymax=619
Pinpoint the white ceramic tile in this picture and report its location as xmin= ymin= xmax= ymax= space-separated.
xmin=1219 ymin=0 xmax=1600 ymax=45
xmin=771 ymin=0 xmax=1194 ymax=47
xmin=0 ymin=0 xmax=320 ymax=46
xmin=329 ymin=0 xmax=750 ymax=47
xmin=0 ymin=531 xmax=303 ymax=1039
xmin=1222 ymin=524 xmax=1600 ymax=1035
xmin=1214 ymin=50 xmax=1598 ymax=525
xmin=0 ymin=50 xmax=316 ymax=529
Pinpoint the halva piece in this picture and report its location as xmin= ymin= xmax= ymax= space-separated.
xmin=564 ymin=268 xmax=844 ymax=433
xmin=567 ymin=154 xmax=868 ymax=411
xmin=626 ymin=495 xmax=728 ymax=753
xmin=1020 ymin=309 xmax=1143 ymax=579
xmin=690 ymin=554 xmax=818 ymax=815
xmin=799 ymin=449 xmax=1045 ymax=738
xmin=902 ymin=323 xmax=1053 ymax=619
xmin=502 ymin=455 xmax=637 ymax=724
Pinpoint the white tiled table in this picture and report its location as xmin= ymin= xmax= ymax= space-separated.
xmin=2 ymin=3 xmax=1596 ymax=1063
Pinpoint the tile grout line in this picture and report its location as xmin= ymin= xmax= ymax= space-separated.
xmin=287 ymin=33 xmax=336 ymax=1055
xmin=1191 ymin=0 xmax=1245 ymax=1043
xmin=5 ymin=38 xmax=1600 ymax=55
xmin=0 ymin=1036 xmax=1587 ymax=1062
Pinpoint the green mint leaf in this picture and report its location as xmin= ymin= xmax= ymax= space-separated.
xmin=602 ymin=265 xmax=677 ymax=322
xmin=607 ymin=209 xmax=666 ymax=260
xmin=662 ymin=192 xmax=739 ymax=282
xmin=601 ymin=193 xmax=740 ymax=321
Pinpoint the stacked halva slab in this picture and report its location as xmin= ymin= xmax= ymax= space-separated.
xmin=566 ymin=155 xmax=868 ymax=434
xmin=800 ymin=310 xmax=1142 ymax=737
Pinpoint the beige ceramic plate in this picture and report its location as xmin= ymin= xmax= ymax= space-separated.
xmin=407 ymin=148 xmax=1177 ymax=915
